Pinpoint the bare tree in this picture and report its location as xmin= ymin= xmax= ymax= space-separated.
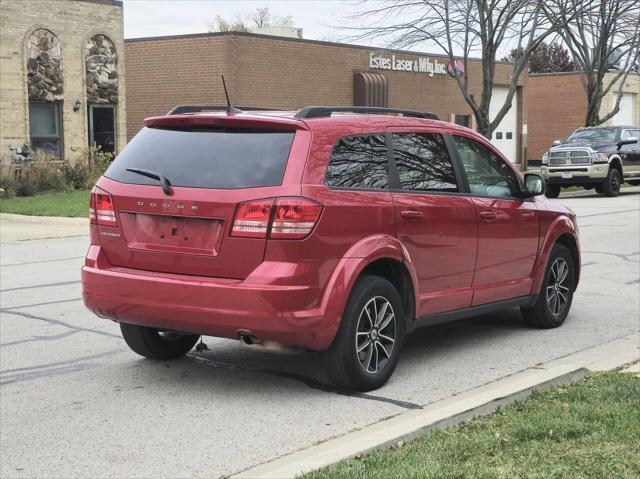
xmin=247 ymin=7 xmax=294 ymax=29
xmin=209 ymin=7 xmax=293 ymax=33
xmin=553 ymin=0 xmax=640 ymax=126
xmin=345 ymin=0 xmax=586 ymax=138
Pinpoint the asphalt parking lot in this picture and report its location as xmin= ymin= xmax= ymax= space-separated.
xmin=1 ymin=188 xmax=639 ymax=478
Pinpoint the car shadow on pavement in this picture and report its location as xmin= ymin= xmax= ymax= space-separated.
xmin=107 ymin=308 xmax=532 ymax=403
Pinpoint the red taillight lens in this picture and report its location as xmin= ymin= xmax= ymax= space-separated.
xmin=89 ymin=187 xmax=117 ymax=226
xmin=230 ymin=199 xmax=274 ymax=238
xmin=230 ymin=197 xmax=322 ymax=239
xmin=270 ymin=198 xmax=322 ymax=239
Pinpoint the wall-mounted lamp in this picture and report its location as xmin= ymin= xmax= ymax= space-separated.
xmin=73 ymin=100 xmax=81 ymax=112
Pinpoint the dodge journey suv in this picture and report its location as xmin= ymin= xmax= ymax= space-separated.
xmin=82 ymin=105 xmax=581 ymax=391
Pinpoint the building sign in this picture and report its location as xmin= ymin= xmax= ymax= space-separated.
xmin=369 ymin=52 xmax=449 ymax=77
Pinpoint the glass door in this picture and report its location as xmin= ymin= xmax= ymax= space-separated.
xmin=89 ymin=104 xmax=116 ymax=154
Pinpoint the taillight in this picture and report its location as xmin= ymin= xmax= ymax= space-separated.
xmin=230 ymin=197 xmax=322 ymax=239
xmin=270 ymin=198 xmax=322 ymax=239
xmin=230 ymin=199 xmax=274 ymax=238
xmin=89 ymin=187 xmax=117 ymax=226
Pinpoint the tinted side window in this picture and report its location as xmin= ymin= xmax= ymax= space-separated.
xmin=453 ymin=135 xmax=520 ymax=198
xmin=392 ymin=133 xmax=457 ymax=192
xmin=325 ymin=134 xmax=389 ymax=189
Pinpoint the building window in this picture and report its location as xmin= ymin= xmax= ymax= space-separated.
xmin=454 ymin=115 xmax=470 ymax=127
xmin=86 ymin=35 xmax=118 ymax=154
xmin=29 ymin=102 xmax=62 ymax=158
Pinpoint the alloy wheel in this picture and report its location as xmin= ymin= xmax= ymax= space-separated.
xmin=546 ymin=258 xmax=570 ymax=316
xmin=355 ymin=296 xmax=396 ymax=374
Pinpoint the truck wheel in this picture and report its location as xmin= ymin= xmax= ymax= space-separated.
xmin=628 ymin=180 xmax=640 ymax=186
xmin=594 ymin=184 xmax=604 ymax=194
xmin=602 ymin=168 xmax=621 ymax=197
xmin=120 ymin=323 xmax=199 ymax=359
xmin=325 ymin=275 xmax=405 ymax=392
xmin=545 ymin=184 xmax=561 ymax=198
xmin=521 ymin=244 xmax=575 ymax=329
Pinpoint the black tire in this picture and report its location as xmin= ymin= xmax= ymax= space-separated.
xmin=325 ymin=275 xmax=405 ymax=391
xmin=120 ymin=323 xmax=199 ymax=359
xmin=602 ymin=167 xmax=621 ymax=197
xmin=521 ymin=244 xmax=575 ymax=329
xmin=545 ymin=184 xmax=561 ymax=198
xmin=628 ymin=180 xmax=640 ymax=186
xmin=594 ymin=184 xmax=605 ymax=194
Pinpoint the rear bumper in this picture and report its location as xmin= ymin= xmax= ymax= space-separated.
xmin=82 ymin=246 xmax=347 ymax=351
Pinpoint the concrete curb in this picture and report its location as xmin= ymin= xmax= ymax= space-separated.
xmin=0 ymin=213 xmax=88 ymax=242
xmin=231 ymin=333 xmax=639 ymax=479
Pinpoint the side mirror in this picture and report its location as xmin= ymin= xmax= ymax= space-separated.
xmin=524 ymin=173 xmax=545 ymax=197
xmin=552 ymin=139 xmax=562 ymax=146
xmin=619 ymin=136 xmax=639 ymax=148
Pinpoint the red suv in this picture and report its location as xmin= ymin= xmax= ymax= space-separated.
xmin=82 ymin=106 xmax=580 ymax=391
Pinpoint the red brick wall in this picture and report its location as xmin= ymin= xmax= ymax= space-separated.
xmin=527 ymin=73 xmax=586 ymax=161
xmin=124 ymin=32 xmax=527 ymax=162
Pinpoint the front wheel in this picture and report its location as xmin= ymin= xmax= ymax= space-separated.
xmin=602 ymin=167 xmax=621 ymax=197
xmin=521 ymin=244 xmax=575 ymax=328
xmin=120 ymin=323 xmax=199 ymax=359
xmin=325 ymin=276 xmax=405 ymax=391
xmin=546 ymin=184 xmax=561 ymax=198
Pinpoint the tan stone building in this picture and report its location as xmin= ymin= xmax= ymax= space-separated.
xmin=125 ymin=32 xmax=528 ymax=165
xmin=528 ymin=71 xmax=640 ymax=162
xmin=0 ymin=0 xmax=126 ymax=162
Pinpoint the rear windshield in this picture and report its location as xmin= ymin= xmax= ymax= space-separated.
xmin=105 ymin=127 xmax=295 ymax=189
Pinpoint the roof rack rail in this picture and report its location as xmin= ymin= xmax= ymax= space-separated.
xmin=168 ymin=105 xmax=281 ymax=115
xmin=294 ymin=106 xmax=439 ymax=120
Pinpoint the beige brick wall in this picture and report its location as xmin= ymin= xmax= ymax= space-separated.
xmin=0 ymin=0 xmax=125 ymax=162
xmin=125 ymin=32 xmax=527 ymax=164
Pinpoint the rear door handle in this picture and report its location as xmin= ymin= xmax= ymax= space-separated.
xmin=479 ymin=211 xmax=498 ymax=222
xmin=400 ymin=210 xmax=423 ymax=220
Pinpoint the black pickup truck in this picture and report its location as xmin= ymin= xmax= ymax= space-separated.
xmin=541 ymin=126 xmax=640 ymax=198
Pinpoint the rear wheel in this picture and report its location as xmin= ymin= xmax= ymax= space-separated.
xmin=602 ymin=167 xmax=621 ymax=197
xmin=521 ymin=244 xmax=575 ymax=328
xmin=628 ymin=180 xmax=640 ymax=186
xmin=325 ymin=276 xmax=405 ymax=391
xmin=546 ymin=184 xmax=561 ymax=198
xmin=120 ymin=323 xmax=199 ymax=359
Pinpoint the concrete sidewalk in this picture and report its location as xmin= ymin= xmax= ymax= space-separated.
xmin=0 ymin=213 xmax=88 ymax=243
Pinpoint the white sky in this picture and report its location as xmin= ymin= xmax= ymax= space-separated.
xmin=123 ymin=0 xmax=403 ymax=48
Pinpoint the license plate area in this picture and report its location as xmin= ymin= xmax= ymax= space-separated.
xmin=561 ymin=172 xmax=573 ymax=179
xmin=120 ymin=212 xmax=224 ymax=256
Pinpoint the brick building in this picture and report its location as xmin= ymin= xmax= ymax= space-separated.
xmin=125 ymin=32 xmax=528 ymax=165
xmin=527 ymin=71 xmax=640 ymax=162
xmin=0 ymin=0 xmax=126 ymax=162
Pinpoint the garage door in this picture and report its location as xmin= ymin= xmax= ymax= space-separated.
xmin=611 ymin=93 xmax=635 ymax=126
xmin=489 ymin=87 xmax=518 ymax=163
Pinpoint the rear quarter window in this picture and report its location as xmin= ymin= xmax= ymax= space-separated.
xmin=325 ymin=134 xmax=389 ymax=189
xmin=105 ymin=127 xmax=295 ymax=189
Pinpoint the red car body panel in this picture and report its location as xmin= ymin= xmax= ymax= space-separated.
xmin=82 ymin=112 xmax=580 ymax=351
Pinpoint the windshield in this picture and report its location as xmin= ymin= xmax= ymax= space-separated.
xmin=105 ymin=127 xmax=295 ymax=189
xmin=564 ymin=128 xmax=618 ymax=145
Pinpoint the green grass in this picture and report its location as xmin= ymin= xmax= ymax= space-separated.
xmin=302 ymin=372 xmax=640 ymax=479
xmin=0 ymin=189 xmax=89 ymax=217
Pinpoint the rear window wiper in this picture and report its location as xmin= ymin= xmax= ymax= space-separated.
xmin=125 ymin=168 xmax=172 ymax=195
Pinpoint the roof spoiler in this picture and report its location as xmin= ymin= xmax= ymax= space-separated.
xmin=168 ymin=105 xmax=282 ymax=115
xmin=294 ymin=106 xmax=439 ymax=120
